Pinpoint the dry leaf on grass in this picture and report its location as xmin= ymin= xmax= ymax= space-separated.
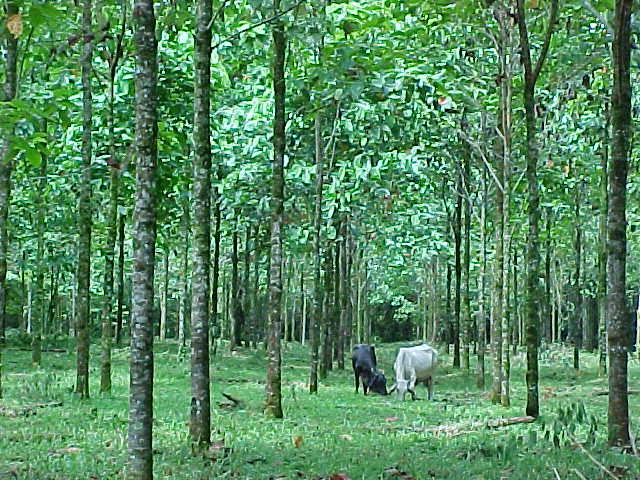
xmin=293 ymin=435 xmax=303 ymax=448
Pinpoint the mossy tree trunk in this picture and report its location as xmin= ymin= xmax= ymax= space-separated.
xmin=100 ymin=1 xmax=126 ymax=394
xmin=265 ymin=0 xmax=286 ymax=419
xmin=607 ymin=0 xmax=632 ymax=448
xmin=128 ymin=0 xmax=158 ymax=476
xmin=189 ymin=0 xmax=213 ymax=448
xmin=515 ymin=0 xmax=559 ymax=418
xmin=76 ymin=0 xmax=94 ymax=399
xmin=310 ymin=111 xmax=324 ymax=394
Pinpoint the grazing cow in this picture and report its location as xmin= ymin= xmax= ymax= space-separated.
xmin=389 ymin=344 xmax=438 ymax=401
xmin=351 ymin=344 xmax=388 ymax=396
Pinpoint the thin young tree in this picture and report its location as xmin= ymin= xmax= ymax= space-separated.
xmin=189 ymin=0 xmax=213 ymax=448
xmin=607 ymin=0 xmax=632 ymax=448
xmin=128 ymin=0 xmax=158 ymax=477
xmin=265 ymin=0 xmax=286 ymax=419
xmin=0 ymin=1 xmax=19 ymax=398
xmin=598 ymin=101 xmax=610 ymax=376
xmin=515 ymin=0 xmax=559 ymax=418
xmin=309 ymin=110 xmax=324 ymax=394
xmin=76 ymin=0 xmax=94 ymax=399
xmin=101 ymin=1 xmax=126 ymax=394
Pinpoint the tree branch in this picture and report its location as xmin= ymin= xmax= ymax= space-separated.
xmin=532 ymin=0 xmax=560 ymax=82
xmin=211 ymin=0 xmax=306 ymax=52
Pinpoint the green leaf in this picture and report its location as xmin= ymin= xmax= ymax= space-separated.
xmin=26 ymin=148 xmax=41 ymax=167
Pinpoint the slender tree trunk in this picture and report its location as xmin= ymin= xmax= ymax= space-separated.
xmin=332 ymin=227 xmax=341 ymax=364
xmin=231 ymin=224 xmax=240 ymax=349
xmin=477 ymin=161 xmax=487 ymax=389
xmin=243 ymin=226 xmax=251 ymax=345
xmin=265 ymin=0 xmax=286 ymax=418
xmin=338 ymin=221 xmax=348 ymax=370
xmin=461 ymin=118 xmax=471 ymax=371
xmin=599 ymin=101 xmax=610 ymax=376
xmin=543 ymin=210 xmax=552 ymax=344
xmin=128 ymin=0 xmax=157 ymax=476
xmin=116 ymin=213 xmax=126 ymax=344
xmin=189 ymin=0 xmax=213 ymax=447
xmin=453 ymin=165 xmax=462 ymax=369
xmin=320 ymin=243 xmax=333 ymax=378
xmin=250 ymin=224 xmax=260 ymax=348
xmin=210 ymin=168 xmax=222 ymax=350
xmin=310 ymin=111 xmax=324 ymax=393
xmin=76 ymin=0 xmax=94 ymax=399
xmin=572 ymin=176 xmax=582 ymax=370
xmin=513 ymin=248 xmax=519 ymax=353
xmin=0 ymin=0 xmax=18 ymax=351
xmin=179 ymin=198 xmax=190 ymax=347
xmin=159 ymin=248 xmax=169 ymax=340
xmin=515 ymin=0 xmax=559 ymax=418
xmin=33 ymin=132 xmax=47 ymax=365
xmin=100 ymin=0 xmax=125 ymax=393
xmin=445 ymin=262 xmax=452 ymax=350
xmin=607 ymin=0 xmax=632 ymax=448
xmin=430 ymin=257 xmax=438 ymax=344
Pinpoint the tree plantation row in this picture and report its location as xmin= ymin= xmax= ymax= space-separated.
xmin=0 ymin=0 xmax=638 ymax=478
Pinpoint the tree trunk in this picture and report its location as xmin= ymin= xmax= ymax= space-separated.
xmin=430 ymin=257 xmax=438 ymax=344
xmin=116 ymin=213 xmax=126 ymax=345
xmin=477 ymin=160 xmax=487 ymax=389
xmin=0 ymin=0 xmax=18 ymax=350
xmin=76 ymin=0 xmax=94 ymax=399
xmin=179 ymin=198 xmax=190 ymax=347
xmin=230 ymin=223 xmax=241 ymax=349
xmin=265 ymin=0 xmax=286 ymax=419
xmin=33 ymin=131 xmax=47 ymax=365
xmin=338 ymin=221 xmax=348 ymax=370
xmin=515 ymin=0 xmax=559 ymax=418
xmin=159 ymin=248 xmax=169 ymax=340
xmin=462 ymin=117 xmax=471 ymax=371
xmin=572 ymin=175 xmax=582 ymax=370
xmin=243 ymin=226 xmax=251 ymax=345
xmin=598 ymin=101 xmax=610 ymax=376
xmin=453 ymin=164 xmax=462 ymax=369
xmin=100 ymin=0 xmax=125 ymax=393
xmin=320 ymin=243 xmax=333 ymax=378
xmin=310 ymin=111 xmax=324 ymax=394
xmin=445 ymin=262 xmax=452 ymax=350
xmin=544 ymin=209 xmax=552 ymax=344
xmin=210 ymin=168 xmax=222 ymax=350
xmin=128 ymin=0 xmax=157 ymax=477
xmin=189 ymin=0 xmax=213 ymax=448
xmin=250 ymin=224 xmax=261 ymax=348
xmin=607 ymin=0 xmax=632 ymax=448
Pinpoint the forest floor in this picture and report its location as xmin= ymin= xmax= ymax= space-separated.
xmin=0 ymin=339 xmax=639 ymax=480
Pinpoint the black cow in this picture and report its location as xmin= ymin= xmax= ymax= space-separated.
xmin=351 ymin=344 xmax=388 ymax=395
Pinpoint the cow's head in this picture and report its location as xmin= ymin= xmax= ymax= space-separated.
xmin=367 ymin=371 xmax=388 ymax=395
xmin=388 ymin=379 xmax=414 ymax=400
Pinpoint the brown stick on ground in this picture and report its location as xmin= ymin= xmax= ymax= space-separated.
xmin=0 ymin=401 xmax=63 ymax=417
xmin=592 ymin=389 xmax=638 ymax=396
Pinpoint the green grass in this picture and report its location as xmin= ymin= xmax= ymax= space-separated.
xmin=1 ymin=340 xmax=639 ymax=479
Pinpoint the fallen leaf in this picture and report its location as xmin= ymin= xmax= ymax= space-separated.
xmin=339 ymin=434 xmax=353 ymax=441
xmin=293 ymin=435 xmax=303 ymax=448
xmin=50 ymin=447 xmax=81 ymax=457
xmin=385 ymin=417 xmax=399 ymax=422
xmin=329 ymin=474 xmax=351 ymax=480
xmin=384 ymin=467 xmax=416 ymax=479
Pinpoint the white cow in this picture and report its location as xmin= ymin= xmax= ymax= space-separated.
xmin=389 ymin=344 xmax=438 ymax=401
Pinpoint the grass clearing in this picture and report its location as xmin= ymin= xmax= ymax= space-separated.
xmin=1 ymin=341 xmax=638 ymax=479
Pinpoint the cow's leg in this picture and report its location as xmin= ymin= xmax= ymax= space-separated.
xmin=363 ymin=377 xmax=369 ymax=396
xmin=426 ymin=376 xmax=434 ymax=400
xmin=409 ymin=372 xmax=417 ymax=401
xmin=354 ymin=369 xmax=360 ymax=393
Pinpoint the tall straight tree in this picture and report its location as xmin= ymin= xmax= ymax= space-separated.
xmin=101 ymin=2 xmax=126 ymax=394
xmin=515 ymin=0 xmax=559 ymax=418
xmin=0 ymin=1 xmax=18 ymax=398
xmin=461 ymin=117 xmax=471 ymax=372
xmin=189 ymin=0 xmax=212 ymax=448
xmin=598 ymin=101 xmax=610 ymax=376
xmin=607 ymin=0 xmax=632 ymax=449
xmin=309 ymin=110 xmax=324 ymax=394
xmin=453 ymin=161 xmax=462 ymax=368
xmin=265 ymin=0 xmax=286 ymax=419
xmin=128 ymin=0 xmax=158 ymax=477
xmin=76 ymin=0 xmax=94 ymax=399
